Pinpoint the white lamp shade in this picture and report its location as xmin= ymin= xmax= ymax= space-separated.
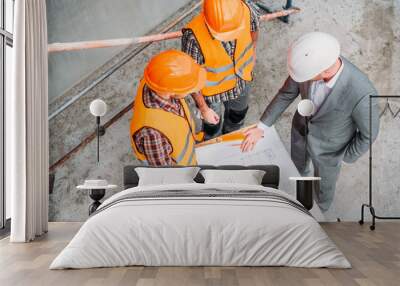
xmin=90 ymin=99 xmax=107 ymax=117
xmin=297 ymin=99 xmax=315 ymax=117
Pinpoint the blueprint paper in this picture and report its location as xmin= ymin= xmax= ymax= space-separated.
xmin=196 ymin=126 xmax=325 ymax=221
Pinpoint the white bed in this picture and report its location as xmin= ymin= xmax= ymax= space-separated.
xmin=50 ymin=183 xmax=350 ymax=269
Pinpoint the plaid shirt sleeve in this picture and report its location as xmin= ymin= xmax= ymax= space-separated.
xmin=134 ymin=127 xmax=175 ymax=166
xmin=181 ymin=29 xmax=205 ymax=65
xmin=246 ymin=0 xmax=261 ymax=33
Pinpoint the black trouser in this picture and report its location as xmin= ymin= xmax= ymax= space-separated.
xmin=203 ymin=88 xmax=249 ymax=140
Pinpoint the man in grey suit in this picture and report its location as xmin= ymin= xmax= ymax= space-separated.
xmin=241 ymin=32 xmax=380 ymax=211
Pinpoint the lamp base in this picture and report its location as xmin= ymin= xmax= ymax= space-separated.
xmin=88 ymin=189 xmax=106 ymax=215
xmin=296 ymin=181 xmax=314 ymax=210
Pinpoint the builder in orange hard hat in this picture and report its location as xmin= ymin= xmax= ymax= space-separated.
xmin=182 ymin=0 xmax=260 ymax=140
xmin=130 ymin=50 xmax=206 ymax=166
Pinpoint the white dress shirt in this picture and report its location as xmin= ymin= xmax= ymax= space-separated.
xmin=309 ymin=59 xmax=344 ymax=114
xmin=258 ymin=59 xmax=344 ymax=131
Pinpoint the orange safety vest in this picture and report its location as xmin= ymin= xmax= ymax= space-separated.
xmin=130 ymin=79 xmax=203 ymax=166
xmin=185 ymin=3 xmax=255 ymax=97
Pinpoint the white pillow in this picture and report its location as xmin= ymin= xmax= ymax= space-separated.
xmin=135 ymin=167 xmax=200 ymax=186
xmin=200 ymin=169 xmax=266 ymax=185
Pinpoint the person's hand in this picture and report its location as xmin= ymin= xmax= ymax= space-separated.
xmin=241 ymin=127 xmax=264 ymax=153
xmin=200 ymin=107 xmax=220 ymax=125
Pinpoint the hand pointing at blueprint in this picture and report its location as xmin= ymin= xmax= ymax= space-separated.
xmin=241 ymin=125 xmax=265 ymax=152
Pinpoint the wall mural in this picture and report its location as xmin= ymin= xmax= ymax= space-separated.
xmin=47 ymin=0 xmax=400 ymax=222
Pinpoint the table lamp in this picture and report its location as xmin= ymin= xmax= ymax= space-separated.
xmin=292 ymin=99 xmax=318 ymax=210
xmin=297 ymin=99 xmax=315 ymax=151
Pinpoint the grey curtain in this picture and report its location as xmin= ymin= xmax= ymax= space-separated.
xmin=7 ymin=0 xmax=49 ymax=242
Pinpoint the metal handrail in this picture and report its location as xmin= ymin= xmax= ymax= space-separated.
xmin=48 ymin=1 xmax=202 ymax=121
xmin=48 ymin=4 xmax=300 ymax=121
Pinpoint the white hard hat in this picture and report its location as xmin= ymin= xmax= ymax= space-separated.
xmin=287 ymin=32 xmax=341 ymax=83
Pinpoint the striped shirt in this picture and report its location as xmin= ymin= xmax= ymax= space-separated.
xmin=181 ymin=0 xmax=260 ymax=104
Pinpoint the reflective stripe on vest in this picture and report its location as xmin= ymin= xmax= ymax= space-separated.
xmin=130 ymin=79 xmax=200 ymax=166
xmin=175 ymin=129 xmax=192 ymax=163
xmin=205 ymin=42 xmax=253 ymax=77
xmin=186 ymin=144 xmax=197 ymax=165
xmin=206 ymin=74 xmax=237 ymax=87
xmin=236 ymin=42 xmax=254 ymax=65
xmin=205 ymin=63 xmax=234 ymax=74
xmin=236 ymin=54 xmax=255 ymax=78
xmin=185 ymin=3 xmax=255 ymax=97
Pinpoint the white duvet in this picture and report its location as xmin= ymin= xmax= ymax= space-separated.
xmin=50 ymin=183 xmax=350 ymax=269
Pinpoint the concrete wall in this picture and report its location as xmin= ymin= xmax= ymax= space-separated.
xmin=48 ymin=0 xmax=400 ymax=222
xmin=47 ymin=0 xmax=191 ymax=102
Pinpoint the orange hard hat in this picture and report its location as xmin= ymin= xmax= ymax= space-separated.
xmin=144 ymin=50 xmax=206 ymax=96
xmin=203 ymin=0 xmax=246 ymax=42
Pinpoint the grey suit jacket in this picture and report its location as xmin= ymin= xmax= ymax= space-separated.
xmin=260 ymin=57 xmax=380 ymax=169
